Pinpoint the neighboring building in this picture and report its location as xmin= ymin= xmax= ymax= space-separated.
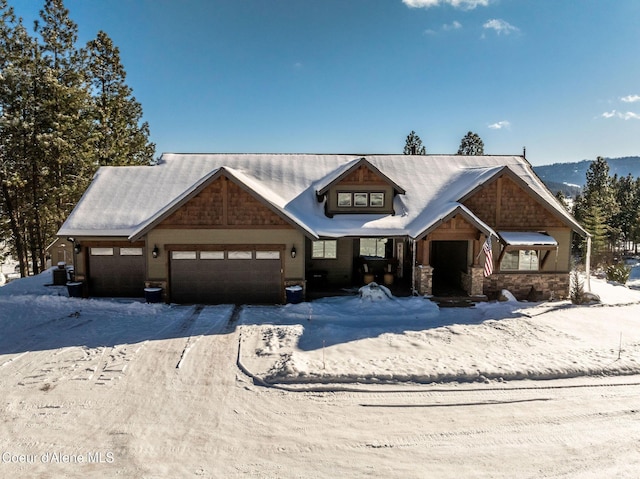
xmin=45 ymin=237 xmax=74 ymax=269
xmin=57 ymin=154 xmax=588 ymax=303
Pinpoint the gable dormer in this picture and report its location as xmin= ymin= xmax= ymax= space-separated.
xmin=316 ymin=158 xmax=406 ymax=216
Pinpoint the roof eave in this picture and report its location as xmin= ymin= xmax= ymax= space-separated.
xmin=457 ymin=165 xmax=589 ymax=237
xmin=412 ymin=204 xmax=497 ymax=241
xmin=128 ymin=167 xmax=319 ymax=242
xmin=316 ymin=157 xmax=406 ymax=197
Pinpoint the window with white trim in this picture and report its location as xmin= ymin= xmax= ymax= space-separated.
xmin=312 ymin=240 xmax=337 ymax=259
xmin=500 ymin=250 xmax=539 ymax=271
xmin=336 ymin=191 xmax=385 ymax=208
xmin=337 ymin=192 xmax=352 ymax=207
xmin=359 ymin=238 xmax=388 ymax=258
xmin=369 ymin=192 xmax=384 ymax=207
xmin=354 ymin=192 xmax=368 ymax=207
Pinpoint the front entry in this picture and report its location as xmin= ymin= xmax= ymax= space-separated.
xmin=431 ymin=240 xmax=468 ymax=296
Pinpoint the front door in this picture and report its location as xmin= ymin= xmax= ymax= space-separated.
xmin=431 ymin=240 xmax=468 ymax=296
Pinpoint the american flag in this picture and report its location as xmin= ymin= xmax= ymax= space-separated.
xmin=483 ymin=237 xmax=493 ymax=277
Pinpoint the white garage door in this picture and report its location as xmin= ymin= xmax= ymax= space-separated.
xmin=170 ymin=249 xmax=282 ymax=304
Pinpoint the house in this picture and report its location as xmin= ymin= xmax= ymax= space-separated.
xmin=57 ymin=153 xmax=588 ymax=304
xmin=45 ymin=237 xmax=74 ymax=269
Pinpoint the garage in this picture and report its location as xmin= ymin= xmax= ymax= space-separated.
xmin=170 ymin=248 xmax=283 ymax=304
xmin=88 ymin=246 xmax=145 ymax=297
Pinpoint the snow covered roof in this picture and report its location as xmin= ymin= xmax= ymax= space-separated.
xmin=499 ymin=231 xmax=559 ymax=247
xmin=315 ymin=157 xmax=406 ymax=196
xmin=58 ymin=153 xmax=588 ymax=240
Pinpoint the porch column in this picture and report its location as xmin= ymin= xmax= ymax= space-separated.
xmin=469 ymin=265 xmax=484 ymax=296
xmin=414 ymin=265 xmax=434 ymax=296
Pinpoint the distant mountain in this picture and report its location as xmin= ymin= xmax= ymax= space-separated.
xmin=533 ymin=156 xmax=640 ymax=195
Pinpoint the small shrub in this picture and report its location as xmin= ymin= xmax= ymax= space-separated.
xmin=570 ymin=269 xmax=585 ymax=305
xmin=605 ymin=263 xmax=631 ymax=285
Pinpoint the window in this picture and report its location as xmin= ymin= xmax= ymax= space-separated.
xmin=337 ymin=192 xmax=352 ymax=207
xmin=200 ymin=251 xmax=224 ymax=260
xmin=120 ymin=248 xmax=143 ymax=256
xmin=90 ymin=247 xmax=114 ymax=256
xmin=354 ymin=192 xmax=368 ymax=207
xmin=500 ymin=250 xmax=539 ymax=271
xmin=256 ymin=251 xmax=280 ymax=260
xmin=172 ymin=251 xmax=197 ymax=260
xmin=228 ymin=251 xmax=252 ymax=260
xmin=337 ymin=191 xmax=385 ymax=209
xmin=369 ymin=192 xmax=384 ymax=207
xmin=312 ymin=240 xmax=337 ymax=259
xmin=359 ymin=238 xmax=388 ymax=258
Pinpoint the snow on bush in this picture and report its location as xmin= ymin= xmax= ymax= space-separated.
xmin=358 ymin=282 xmax=392 ymax=301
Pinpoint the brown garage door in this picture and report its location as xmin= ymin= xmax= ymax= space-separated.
xmin=170 ymin=249 xmax=282 ymax=304
xmin=89 ymin=247 xmax=145 ymax=297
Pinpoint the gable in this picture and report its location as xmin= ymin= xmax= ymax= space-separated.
xmin=338 ymin=164 xmax=390 ymax=186
xmin=427 ymin=214 xmax=481 ymax=241
xmin=157 ymin=176 xmax=292 ymax=229
xmin=319 ymin=161 xmax=402 ymax=216
xmin=316 ymin=157 xmax=406 ymax=196
xmin=462 ymin=175 xmax=565 ymax=230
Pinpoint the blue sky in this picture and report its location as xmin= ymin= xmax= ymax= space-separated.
xmin=10 ymin=0 xmax=640 ymax=166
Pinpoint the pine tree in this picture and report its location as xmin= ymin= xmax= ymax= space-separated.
xmin=86 ymin=30 xmax=155 ymax=166
xmin=581 ymin=203 xmax=609 ymax=267
xmin=23 ymin=0 xmax=95 ymax=273
xmin=555 ymin=190 xmax=569 ymax=212
xmin=403 ymin=130 xmax=426 ymax=155
xmin=574 ymin=156 xmax=620 ymax=259
xmin=0 ymin=1 xmax=38 ymax=275
xmin=631 ymin=178 xmax=640 ymax=254
xmin=611 ymin=173 xmax=636 ymax=251
xmin=0 ymin=0 xmax=154 ymax=276
xmin=457 ymin=131 xmax=484 ymax=155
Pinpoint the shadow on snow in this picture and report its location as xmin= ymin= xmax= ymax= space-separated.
xmin=238 ymin=296 xmax=523 ymax=351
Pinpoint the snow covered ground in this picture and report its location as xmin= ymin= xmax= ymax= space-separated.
xmin=1 ymin=268 xmax=640 ymax=477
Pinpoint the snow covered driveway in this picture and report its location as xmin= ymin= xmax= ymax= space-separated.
xmin=2 ymin=273 xmax=640 ymax=477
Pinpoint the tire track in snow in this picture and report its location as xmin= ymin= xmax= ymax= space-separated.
xmin=357 ymin=407 xmax=640 ymax=451
xmin=176 ymin=305 xmax=235 ymax=370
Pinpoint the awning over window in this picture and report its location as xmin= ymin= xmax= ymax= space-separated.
xmin=497 ymin=231 xmax=559 ymax=270
xmin=498 ymin=231 xmax=558 ymax=248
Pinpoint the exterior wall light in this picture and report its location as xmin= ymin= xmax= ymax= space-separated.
xmin=290 ymin=245 xmax=297 ymax=258
xmin=152 ymin=245 xmax=160 ymax=258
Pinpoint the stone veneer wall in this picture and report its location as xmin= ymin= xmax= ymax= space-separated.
xmin=414 ymin=265 xmax=434 ymax=295
xmin=483 ymin=272 xmax=570 ymax=301
xmin=461 ymin=266 xmax=485 ymax=297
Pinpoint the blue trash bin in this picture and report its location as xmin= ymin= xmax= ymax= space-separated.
xmin=66 ymin=282 xmax=83 ymax=298
xmin=144 ymin=287 xmax=163 ymax=303
xmin=285 ymin=285 xmax=303 ymax=304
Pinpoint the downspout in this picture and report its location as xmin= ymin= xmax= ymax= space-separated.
xmin=411 ymin=239 xmax=416 ymax=295
xmin=585 ymin=236 xmax=592 ymax=292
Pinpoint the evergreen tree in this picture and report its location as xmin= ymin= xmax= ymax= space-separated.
xmin=0 ymin=0 xmax=155 ymax=276
xmin=86 ymin=30 xmax=154 ymax=166
xmin=580 ymin=203 xmax=609 ymax=266
xmin=403 ymin=130 xmax=426 ymax=155
xmin=611 ymin=173 xmax=636 ymax=251
xmin=20 ymin=0 xmax=94 ymax=273
xmin=574 ymin=156 xmax=620 ymax=258
xmin=555 ymin=190 xmax=569 ymax=212
xmin=0 ymin=1 xmax=37 ymax=275
xmin=457 ymin=131 xmax=484 ymax=155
